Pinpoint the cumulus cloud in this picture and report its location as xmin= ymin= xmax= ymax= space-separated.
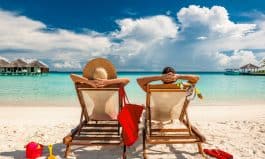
xmin=214 ymin=50 xmax=259 ymax=68
xmin=114 ymin=15 xmax=178 ymax=41
xmin=0 ymin=5 xmax=264 ymax=71
xmin=53 ymin=61 xmax=81 ymax=69
xmin=0 ymin=9 xmax=111 ymax=70
xmin=177 ymin=5 xmax=256 ymax=38
xmin=110 ymin=5 xmax=264 ymax=71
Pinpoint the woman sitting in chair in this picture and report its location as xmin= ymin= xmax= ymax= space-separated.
xmin=70 ymin=58 xmax=129 ymax=87
xmin=137 ymin=66 xmax=199 ymax=92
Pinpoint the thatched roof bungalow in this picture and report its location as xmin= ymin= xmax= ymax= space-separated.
xmin=0 ymin=58 xmax=49 ymax=74
xmin=0 ymin=59 xmax=10 ymax=67
xmin=9 ymin=59 xmax=28 ymax=67
xmin=28 ymin=60 xmax=49 ymax=73
xmin=0 ymin=59 xmax=10 ymax=73
xmin=240 ymin=63 xmax=259 ymax=72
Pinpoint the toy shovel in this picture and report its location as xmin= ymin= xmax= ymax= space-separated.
xmin=48 ymin=144 xmax=57 ymax=159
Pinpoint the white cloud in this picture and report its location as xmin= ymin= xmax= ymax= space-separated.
xmin=21 ymin=58 xmax=37 ymax=63
xmin=241 ymin=10 xmax=265 ymax=20
xmin=177 ymin=5 xmax=256 ymax=38
xmin=53 ymin=61 xmax=81 ymax=69
xmin=214 ymin=50 xmax=259 ymax=68
xmin=197 ymin=36 xmax=207 ymax=40
xmin=0 ymin=10 xmax=111 ymax=52
xmin=256 ymin=52 xmax=265 ymax=60
xmin=114 ymin=15 xmax=178 ymax=41
xmin=0 ymin=56 xmax=10 ymax=62
xmin=0 ymin=5 xmax=265 ymax=71
xmin=0 ymin=9 xmax=111 ymax=70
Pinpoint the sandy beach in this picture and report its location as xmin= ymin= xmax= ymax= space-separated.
xmin=0 ymin=105 xmax=265 ymax=159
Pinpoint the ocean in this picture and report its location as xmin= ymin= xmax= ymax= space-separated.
xmin=0 ymin=72 xmax=264 ymax=106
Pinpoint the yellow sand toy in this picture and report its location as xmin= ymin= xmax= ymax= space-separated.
xmin=48 ymin=144 xmax=57 ymax=159
xmin=195 ymin=88 xmax=203 ymax=99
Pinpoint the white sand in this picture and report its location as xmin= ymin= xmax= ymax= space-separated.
xmin=0 ymin=105 xmax=265 ymax=159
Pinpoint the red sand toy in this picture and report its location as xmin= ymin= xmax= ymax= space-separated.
xmin=25 ymin=142 xmax=43 ymax=159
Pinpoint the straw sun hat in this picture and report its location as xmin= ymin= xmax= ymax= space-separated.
xmin=83 ymin=58 xmax=117 ymax=80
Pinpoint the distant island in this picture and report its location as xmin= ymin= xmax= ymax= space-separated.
xmin=0 ymin=58 xmax=49 ymax=75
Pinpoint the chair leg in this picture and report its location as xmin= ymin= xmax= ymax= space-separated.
xmin=197 ymin=143 xmax=205 ymax=157
xmin=64 ymin=144 xmax=71 ymax=158
xmin=143 ymin=128 xmax=147 ymax=159
xmin=122 ymin=145 xmax=126 ymax=159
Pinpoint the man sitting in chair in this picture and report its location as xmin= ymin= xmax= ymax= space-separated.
xmin=137 ymin=66 xmax=199 ymax=91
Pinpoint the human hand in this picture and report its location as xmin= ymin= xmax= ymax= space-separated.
xmin=173 ymin=73 xmax=181 ymax=81
xmin=87 ymin=80 xmax=98 ymax=88
xmin=94 ymin=78 xmax=107 ymax=88
xmin=162 ymin=73 xmax=178 ymax=83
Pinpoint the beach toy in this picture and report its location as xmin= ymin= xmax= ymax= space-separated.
xmin=48 ymin=144 xmax=57 ymax=159
xmin=176 ymin=80 xmax=184 ymax=89
xmin=203 ymin=149 xmax=223 ymax=159
xmin=186 ymin=84 xmax=203 ymax=100
xmin=195 ymin=88 xmax=203 ymax=99
xmin=203 ymin=149 xmax=233 ymax=159
xmin=216 ymin=149 xmax=233 ymax=159
xmin=25 ymin=141 xmax=43 ymax=159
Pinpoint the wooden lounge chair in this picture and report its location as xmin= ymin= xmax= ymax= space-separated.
xmin=142 ymin=84 xmax=206 ymax=158
xmin=63 ymin=83 xmax=126 ymax=158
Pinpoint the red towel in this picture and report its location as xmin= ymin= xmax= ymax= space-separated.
xmin=203 ymin=149 xmax=233 ymax=159
xmin=204 ymin=149 xmax=225 ymax=159
xmin=118 ymin=87 xmax=144 ymax=146
xmin=216 ymin=149 xmax=233 ymax=159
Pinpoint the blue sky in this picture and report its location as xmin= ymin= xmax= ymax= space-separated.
xmin=0 ymin=0 xmax=264 ymax=71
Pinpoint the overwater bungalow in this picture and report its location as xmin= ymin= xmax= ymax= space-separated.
xmin=224 ymin=63 xmax=265 ymax=76
xmin=240 ymin=63 xmax=259 ymax=73
xmin=0 ymin=59 xmax=10 ymax=73
xmin=0 ymin=58 xmax=49 ymax=75
xmin=8 ymin=59 xmax=28 ymax=74
xmin=28 ymin=60 xmax=49 ymax=73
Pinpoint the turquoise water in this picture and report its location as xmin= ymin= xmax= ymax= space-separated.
xmin=0 ymin=72 xmax=264 ymax=106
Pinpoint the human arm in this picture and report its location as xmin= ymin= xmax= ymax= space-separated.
xmin=136 ymin=74 xmax=177 ymax=91
xmin=93 ymin=78 xmax=130 ymax=88
xmin=137 ymin=73 xmax=199 ymax=91
xmin=136 ymin=76 xmax=163 ymax=92
xmin=175 ymin=74 xmax=200 ymax=84
xmin=70 ymin=74 xmax=97 ymax=88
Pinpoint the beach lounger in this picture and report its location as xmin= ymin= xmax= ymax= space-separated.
xmin=63 ymin=83 xmax=126 ymax=158
xmin=142 ymin=84 xmax=206 ymax=158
